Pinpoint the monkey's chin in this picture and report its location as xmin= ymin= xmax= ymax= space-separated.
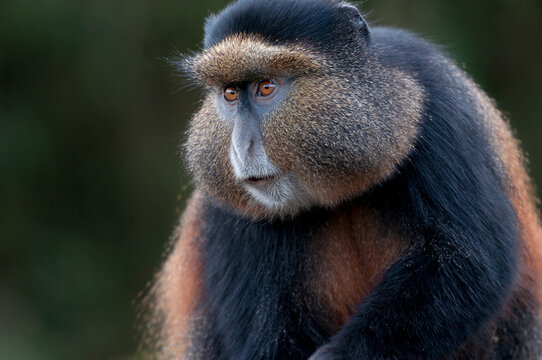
xmin=241 ymin=174 xmax=319 ymax=218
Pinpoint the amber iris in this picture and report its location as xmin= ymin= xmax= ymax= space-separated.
xmin=224 ymin=87 xmax=238 ymax=102
xmin=258 ymin=80 xmax=276 ymax=97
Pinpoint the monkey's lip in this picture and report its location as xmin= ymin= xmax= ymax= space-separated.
xmin=244 ymin=174 xmax=278 ymax=188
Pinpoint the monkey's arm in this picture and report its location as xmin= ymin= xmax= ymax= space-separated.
xmin=311 ymin=235 xmax=516 ymax=360
xmin=310 ymin=130 xmax=519 ymax=360
xmin=153 ymin=190 xmax=205 ymax=358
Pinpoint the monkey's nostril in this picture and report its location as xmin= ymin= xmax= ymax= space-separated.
xmin=232 ymin=137 xmax=257 ymax=164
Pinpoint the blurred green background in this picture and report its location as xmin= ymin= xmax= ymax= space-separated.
xmin=1 ymin=0 xmax=541 ymax=359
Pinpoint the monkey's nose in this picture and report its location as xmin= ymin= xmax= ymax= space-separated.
xmin=231 ymin=121 xmax=258 ymax=165
xmin=232 ymin=140 xmax=254 ymax=165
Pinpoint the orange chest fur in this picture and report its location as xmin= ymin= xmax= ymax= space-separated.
xmin=307 ymin=204 xmax=407 ymax=331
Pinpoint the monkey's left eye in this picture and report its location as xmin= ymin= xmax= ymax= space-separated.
xmin=257 ymin=80 xmax=277 ymax=97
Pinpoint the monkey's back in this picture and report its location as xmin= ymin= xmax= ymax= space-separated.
xmin=371 ymin=28 xmax=542 ymax=358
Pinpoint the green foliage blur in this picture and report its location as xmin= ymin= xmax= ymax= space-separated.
xmin=1 ymin=0 xmax=541 ymax=359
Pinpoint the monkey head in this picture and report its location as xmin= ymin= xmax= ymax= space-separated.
xmin=181 ymin=0 xmax=425 ymax=219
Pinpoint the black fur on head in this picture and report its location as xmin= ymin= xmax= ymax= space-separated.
xmin=204 ymin=0 xmax=371 ymax=50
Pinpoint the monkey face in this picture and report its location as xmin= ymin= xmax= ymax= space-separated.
xmin=184 ymin=35 xmax=425 ymax=219
xmin=185 ymin=76 xmax=318 ymax=219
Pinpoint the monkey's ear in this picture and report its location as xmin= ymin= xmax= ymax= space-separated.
xmin=338 ymin=2 xmax=371 ymax=45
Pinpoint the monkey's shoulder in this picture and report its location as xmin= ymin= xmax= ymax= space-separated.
xmin=370 ymin=27 xmax=465 ymax=85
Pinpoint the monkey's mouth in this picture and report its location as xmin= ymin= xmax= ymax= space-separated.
xmin=246 ymin=174 xmax=277 ymax=185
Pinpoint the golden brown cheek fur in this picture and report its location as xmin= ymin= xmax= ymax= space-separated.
xmin=185 ymin=99 xmax=277 ymax=219
xmin=185 ymin=101 xmax=236 ymax=203
xmin=307 ymin=201 xmax=408 ymax=332
xmin=263 ymin=66 xmax=425 ymax=207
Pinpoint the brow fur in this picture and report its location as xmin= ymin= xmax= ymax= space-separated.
xmin=183 ymin=34 xmax=325 ymax=86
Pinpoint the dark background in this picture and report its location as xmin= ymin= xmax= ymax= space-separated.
xmin=1 ymin=0 xmax=541 ymax=359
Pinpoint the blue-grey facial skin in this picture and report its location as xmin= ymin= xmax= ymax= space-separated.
xmin=218 ymin=79 xmax=288 ymax=170
xmin=215 ymin=78 xmax=290 ymax=180
xmin=212 ymin=78 xmax=318 ymax=212
xmin=216 ymin=78 xmax=289 ymax=162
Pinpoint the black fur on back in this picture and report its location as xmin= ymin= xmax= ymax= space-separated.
xmin=204 ymin=0 xmax=369 ymax=49
xmin=338 ymin=29 xmax=521 ymax=358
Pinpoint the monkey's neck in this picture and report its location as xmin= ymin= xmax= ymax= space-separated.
xmin=196 ymin=198 xmax=401 ymax=359
xmin=198 ymin=202 xmax=336 ymax=359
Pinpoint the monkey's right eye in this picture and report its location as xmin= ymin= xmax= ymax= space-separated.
xmin=224 ymin=86 xmax=239 ymax=102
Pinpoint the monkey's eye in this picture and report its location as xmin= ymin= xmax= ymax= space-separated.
xmin=224 ymin=86 xmax=239 ymax=102
xmin=257 ymin=80 xmax=276 ymax=97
